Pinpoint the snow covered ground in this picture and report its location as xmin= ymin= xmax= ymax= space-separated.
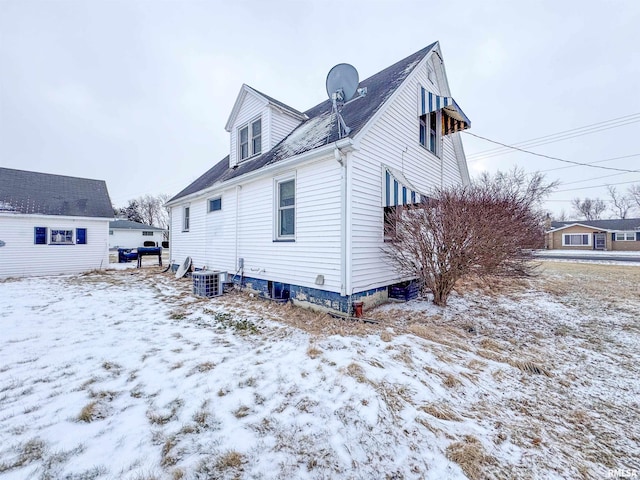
xmin=0 ymin=262 xmax=638 ymax=479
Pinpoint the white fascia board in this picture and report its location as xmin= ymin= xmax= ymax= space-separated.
xmin=165 ymin=138 xmax=355 ymax=207
xmin=0 ymin=212 xmax=113 ymax=222
xmin=351 ymin=43 xmax=437 ymax=144
xmin=224 ymin=85 xmax=269 ymax=132
xmin=546 ymin=223 xmax=613 ymax=233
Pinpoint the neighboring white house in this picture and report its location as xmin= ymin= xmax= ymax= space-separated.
xmin=109 ymin=219 xmax=166 ymax=249
xmin=0 ymin=168 xmax=113 ymax=278
xmin=166 ymin=42 xmax=471 ymax=312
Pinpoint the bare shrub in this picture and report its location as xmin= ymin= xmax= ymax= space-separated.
xmin=385 ymin=169 xmax=556 ymax=306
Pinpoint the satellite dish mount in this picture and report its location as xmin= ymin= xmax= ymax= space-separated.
xmin=326 ymin=63 xmax=360 ymax=139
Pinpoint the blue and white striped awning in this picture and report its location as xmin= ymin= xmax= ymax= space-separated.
xmin=383 ymin=165 xmax=426 ymax=208
xmin=420 ymin=87 xmax=471 ymax=135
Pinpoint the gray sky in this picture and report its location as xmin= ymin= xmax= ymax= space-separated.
xmin=1 ymin=0 xmax=639 ymax=217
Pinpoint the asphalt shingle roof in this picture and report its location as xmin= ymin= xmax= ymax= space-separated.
xmin=0 ymin=168 xmax=113 ymax=218
xmin=550 ymin=219 xmax=640 ymax=231
xmin=169 ymin=43 xmax=437 ymax=203
xmin=110 ymin=220 xmax=165 ymax=231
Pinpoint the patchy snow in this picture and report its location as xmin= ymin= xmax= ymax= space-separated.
xmin=276 ymin=113 xmax=334 ymax=158
xmin=0 ymin=201 xmax=16 ymax=212
xmin=0 ymin=263 xmax=638 ymax=479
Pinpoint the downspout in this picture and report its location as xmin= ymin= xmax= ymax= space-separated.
xmin=235 ymin=185 xmax=241 ymax=273
xmin=168 ymin=207 xmax=173 ymax=267
xmin=336 ymin=147 xmax=347 ymax=298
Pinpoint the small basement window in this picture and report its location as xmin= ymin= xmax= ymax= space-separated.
xmin=208 ymin=197 xmax=222 ymax=212
xmin=50 ymin=229 xmax=73 ymax=245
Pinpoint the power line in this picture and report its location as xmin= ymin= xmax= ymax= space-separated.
xmin=559 ymin=171 xmax=630 ymax=186
xmin=463 ymin=131 xmax=640 ymax=174
xmin=555 ymin=178 xmax=640 ymax=193
xmin=466 ymin=112 xmax=640 ymax=161
xmin=540 ymin=153 xmax=640 ymax=173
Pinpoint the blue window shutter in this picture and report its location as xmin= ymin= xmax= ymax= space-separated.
xmin=76 ymin=228 xmax=87 ymax=244
xmin=34 ymin=227 xmax=46 ymax=245
xmin=636 ymin=232 xmax=640 ymax=241
xmin=612 ymin=233 xmax=616 ymax=242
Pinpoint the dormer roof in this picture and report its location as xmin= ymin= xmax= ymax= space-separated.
xmin=224 ymin=84 xmax=307 ymax=132
xmin=170 ymin=42 xmax=439 ymax=204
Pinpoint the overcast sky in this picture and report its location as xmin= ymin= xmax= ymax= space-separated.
xmin=1 ymin=0 xmax=639 ymax=217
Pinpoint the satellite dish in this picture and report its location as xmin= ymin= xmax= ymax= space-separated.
xmin=326 ymin=63 xmax=359 ymax=103
xmin=175 ymin=256 xmax=192 ymax=279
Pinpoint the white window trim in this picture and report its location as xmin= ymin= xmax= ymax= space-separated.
xmin=182 ymin=205 xmax=190 ymax=232
xmin=237 ymin=116 xmax=262 ymax=162
xmin=615 ymin=231 xmax=636 ymax=241
xmin=562 ymin=232 xmax=591 ymax=247
xmin=274 ymin=173 xmax=296 ymax=241
xmin=50 ymin=229 xmax=74 ymax=245
xmin=419 ymin=110 xmax=441 ymax=158
xmin=208 ymin=196 xmax=222 ymax=213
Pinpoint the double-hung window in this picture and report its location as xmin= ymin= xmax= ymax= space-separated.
xmin=238 ymin=117 xmax=262 ymax=162
xmin=183 ymin=206 xmax=190 ymax=232
xmin=615 ymin=232 xmax=635 ymax=241
xmin=419 ymin=111 xmax=439 ymax=156
xmin=275 ymin=177 xmax=295 ymax=240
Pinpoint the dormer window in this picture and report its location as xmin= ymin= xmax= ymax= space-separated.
xmin=238 ymin=117 xmax=262 ymax=161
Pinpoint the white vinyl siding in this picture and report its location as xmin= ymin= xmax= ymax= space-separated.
xmin=108 ymin=229 xmax=165 ymax=249
xmin=348 ymin=52 xmax=465 ymax=293
xmin=170 ymin=157 xmax=342 ymax=291
xmin=269 ymin=106 xmax=303 ymax=148
xmin=0 ymin=215 xmax=109 ymax=278
xmin=230 ymin=94 xmax=268 ymax=167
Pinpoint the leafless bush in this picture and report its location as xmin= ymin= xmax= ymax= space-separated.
xmin=385 ymin=169 xmax=555 ymax=306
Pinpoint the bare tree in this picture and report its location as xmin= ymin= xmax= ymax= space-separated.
xmin=607 ymin=186 xmax=632 ymax=219
xmin=571 ymin=197 xmax=607 ymax=220
xmin=118 ymin=199 xmax=144 ymax=224
xmin=554 ymin=209 xmax=568 ymax=222
xmin=384 ymin=169 xmax=556 ymax=306
xmin=117 ymin=194 xmax=171 ymax=230
xmin=629 ymin=184 xmax=640 ymax=213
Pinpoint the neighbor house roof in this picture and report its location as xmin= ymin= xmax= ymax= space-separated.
xmin=0 ymin=167 xmax=113 ymax=218
xmin=549 ymin=218 xmax=640 ymax=232
xmin=169 ymin=42 xmax=438 ymax=203
xmin=110 ymin=220 xmax=166 ymax=231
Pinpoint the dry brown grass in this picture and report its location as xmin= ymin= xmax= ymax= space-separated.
xmin=306 ymin=344 xmax=323 ymax=359
xmin=216 ymin=450 xmax=245 ymax=469
xmin=509 ymin=359 xmax=552 ymax=377
xmin=446 ymin=435 xmax=494 ymax=480
xmin=418 ymin=402 xmax=462 ymax=421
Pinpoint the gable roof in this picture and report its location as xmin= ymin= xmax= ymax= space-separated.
xmin=549 ymin=218 xmax=640 ymax=232
xmin=110 ymin=219 xmax=165 ymax=231
xmin=225 ymin=84 xmax=307 ymax=132
xmin=170 ymin=42 xmax=438 ymax=203
xmin=0 ymin=167 xmax=113 ymax=218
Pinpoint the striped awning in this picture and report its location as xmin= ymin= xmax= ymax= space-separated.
xmin=383 ymin=165 xmax=427 ymax=208
xmin=420 ymin=87 xmax=471 ymax=135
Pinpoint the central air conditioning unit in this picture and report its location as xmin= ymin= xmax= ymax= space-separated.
xmin=192 ymin=270 xmax=225 ymax=297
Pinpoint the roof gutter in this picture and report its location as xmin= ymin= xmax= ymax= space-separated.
xmin=166 ymin=138 xmax=355 ymax=207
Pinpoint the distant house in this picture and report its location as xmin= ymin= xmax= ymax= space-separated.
xmin=166 ymin=42 xmax=471 ymax=312
xmin=109 ymin=219 xmax=166 ymax=249
xmin=0 ymin=168 xmax=113 ymax=278
xmin=546 ymin=219 xmax=640 ymax=251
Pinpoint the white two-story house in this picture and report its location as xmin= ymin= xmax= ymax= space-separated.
xmin=166 ymin=41 xmax=471 ymax=313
